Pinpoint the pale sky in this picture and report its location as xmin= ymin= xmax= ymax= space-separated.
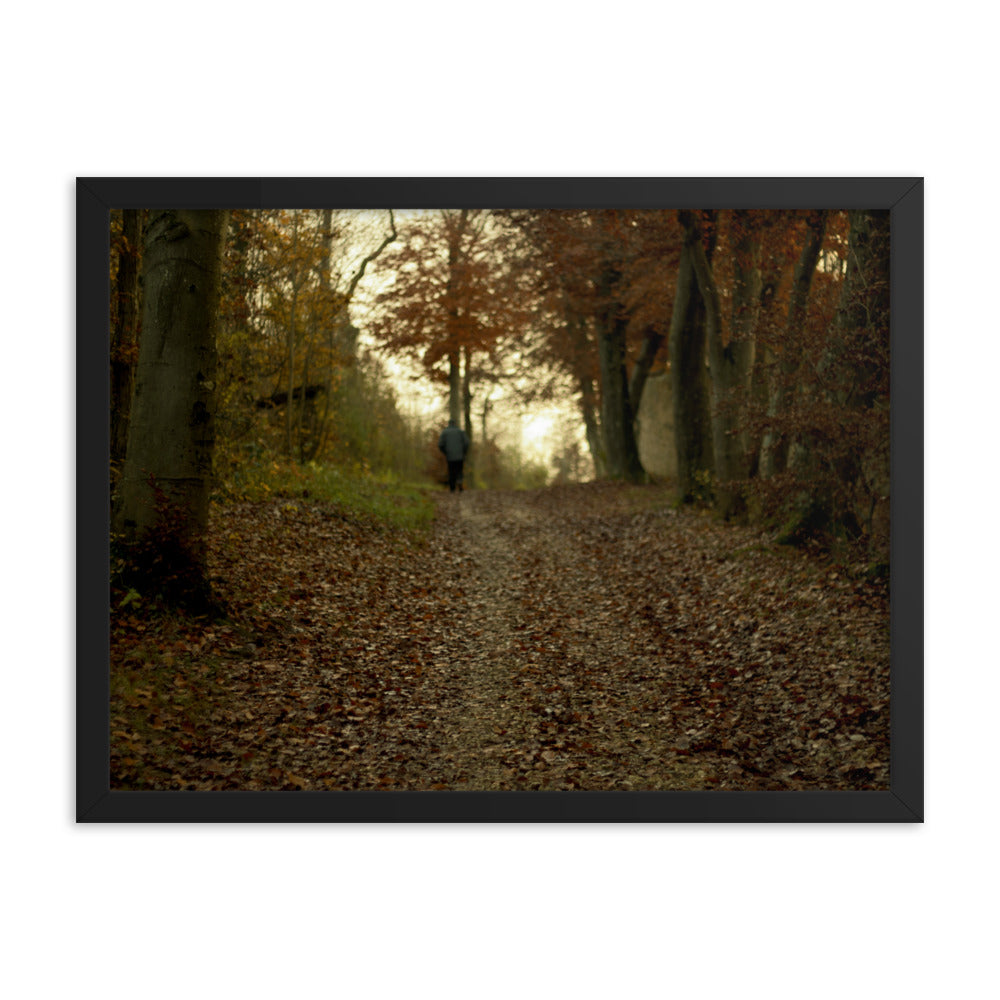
xmin=347 ymin=210 xmax=585 ymax=476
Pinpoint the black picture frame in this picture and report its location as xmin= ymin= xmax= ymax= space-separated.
xmin=79 ymin=177 xmax=923 ymax=822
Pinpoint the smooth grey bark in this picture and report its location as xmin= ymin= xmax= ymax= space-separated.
xmin=668 ymin=241 xmax=714 ymax=502
xmin=114 ymin=209 xmax=229 ymax=598
xmin=628 ymin=325 xmax=664 ymax=425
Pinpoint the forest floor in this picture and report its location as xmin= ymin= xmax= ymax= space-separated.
xmin=110 ymin=482 xmax=890 ymax=791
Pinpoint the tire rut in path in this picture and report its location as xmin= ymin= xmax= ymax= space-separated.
xmin=409 ymin=486 xmax=714 ymax=791
xmin=112 ymin=483 xmax=889 ymax=791
xmin=420 ymin=491 xmax=542 ymax=789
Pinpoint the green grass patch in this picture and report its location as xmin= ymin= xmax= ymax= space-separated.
xmin=216 ymin=458 xmax=436 ymax=535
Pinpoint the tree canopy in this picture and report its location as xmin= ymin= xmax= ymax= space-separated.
xmin=109 ymin=202 xmax=891 ymax=607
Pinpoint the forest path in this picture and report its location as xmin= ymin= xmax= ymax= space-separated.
xmin=396 ymin=483 xmax=889 ymax=791
xmin=111 ymin=483 xmax=891 ymax=792
xmin=413 ymin=485 xmax=715 ymax=790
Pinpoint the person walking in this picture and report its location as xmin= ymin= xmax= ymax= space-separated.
xmin=438 ymin=418 xmax=470 ymax=492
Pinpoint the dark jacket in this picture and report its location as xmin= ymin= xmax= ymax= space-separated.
xmin=438 ymin=422 xmax=469 ymax=461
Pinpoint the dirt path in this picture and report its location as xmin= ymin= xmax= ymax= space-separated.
xmin=369 ymin=483 xmax=889 ymax=791
xmin=111 ymin=483 xmax=890 ymax=791
xmin=402 ymin=487 xmax=717 ymax=789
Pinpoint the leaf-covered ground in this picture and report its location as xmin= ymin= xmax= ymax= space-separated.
xmin=110 ymin=483 xmax=890 ymax=791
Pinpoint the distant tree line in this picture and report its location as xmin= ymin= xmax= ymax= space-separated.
xmin=369 ymin=207 xmax=890 ymax=563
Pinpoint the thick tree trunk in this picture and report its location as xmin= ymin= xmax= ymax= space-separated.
xmin=780 ymin=210 xmax=890 ymax=545
xmin=668 ymin=243 xmax=714 ymax=502
xmin=720 ymin=211 xmax=761 ymax=515
xmin=746 ymin=264 xmax=782 ymax=479
xmin=111 ymin=209 xmax=142 ymax=472
xmin=682 ymin=211 xmax=758 ymax=520
xmin=760 ymin=211 xmax=827 ymax=479
xmin=822 ymin=210 xmax=890 ymax=407
xmin=628 ymin=324 xmax=664 ymax=425
xmin=114 ymin=209 xmax=229 ymax=605
xmin=596 ymin=264 xmax=643 ymax=481
xmin=822 ymin=209 xmax=890 ymax=518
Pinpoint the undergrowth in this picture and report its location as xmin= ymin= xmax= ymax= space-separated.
xmin=215 ymin=458 xmax=436 ymax=535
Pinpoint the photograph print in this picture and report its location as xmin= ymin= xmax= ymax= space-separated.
xmin=81 ymin=178 xmax=922 ymax=821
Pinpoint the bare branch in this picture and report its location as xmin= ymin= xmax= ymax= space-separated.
xmin=344 ymin=209 xmax=398 ymax=303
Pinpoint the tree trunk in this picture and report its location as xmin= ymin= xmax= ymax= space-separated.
xmin=561 ymin=304 xmax=605 ymax=478
xmin=310 ymin=207 xmax=335 ymax=463
xmin=760 ymin=211 xmax=827 ymax=479
xmin=668 ymin=242 xmax=714 ymax=502
xmin=462 ymin=343 xmax=474 ymax=482
xmin=311 ymin=210 xmax=395 ymax=463
xmin=596 ymin=264 xmax=643 ymax=481
xmin=721 ymin=211 xmax=761 ymax=513
xmin=780 ymin=210 xmax=890 ymax=545
xmin=746 ymin=258 xmax=786 ymax=479
xmin=114 ymin=209 xmax=229 ymax=606
xmin=448 ymin=350 xmax=461 ymax=424
xmin=444 ymin=209 xmax=469 ymax=425
xmin=480 ymin=393 xmax=491 ymax=444
xmin=579 ymin=371 xmax=605 ymax=479
xmin=286 ymin=283 xmax=297 ymax=456
xmin=298 ymin=335 xmax=314 ymax=463
xmin=111 ymin=209 xmax=142 ymax=472
xmin=682 ymin=210 xmax=758 ymax=520
xmin=628 ymin=325 xmax=664 ymax=426
xmin=821 ymin=209 xmax=890 ymax=408
xmin=285 ymin=211 xmax=300 ymax=458
xmin=821 ymin=209 xmax=891 ymax=520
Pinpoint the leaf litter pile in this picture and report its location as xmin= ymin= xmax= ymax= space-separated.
xmin=110 ymin=483 xmax=889 ymax=791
